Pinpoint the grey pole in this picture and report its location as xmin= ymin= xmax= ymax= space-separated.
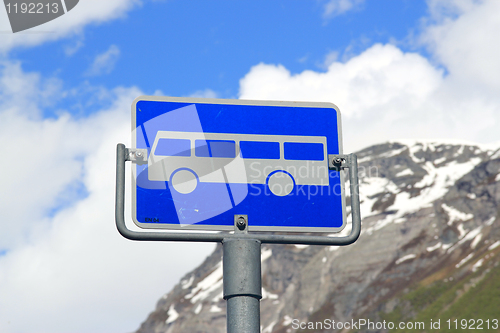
xmin=223 ymin=216 xmax=262 ymax=333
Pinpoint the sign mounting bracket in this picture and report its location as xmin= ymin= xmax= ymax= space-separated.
xmin=115 ymin=144 xmax=361 ymax=246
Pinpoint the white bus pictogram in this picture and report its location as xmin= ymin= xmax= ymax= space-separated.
xmin=148 ymin=131 xmax=329 ymax=196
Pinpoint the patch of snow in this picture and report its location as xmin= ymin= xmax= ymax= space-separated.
xmin=181 ymin=275 xmax=194 ymax=289
xmin=456 ymin=253 xmax=474 ymax=268
xmin=496 ymin=173 xmax=500 ymax=182
xmin=329 ymin=246 xmax=339 ymax=251
xmin=358 ymin=177 xmax=398 ymax=218
xmin=194 ymin=303 xmax=202 ymax=314
xmin=427 ymin=242 xmax=442 ymax=252
xmin=396 ymin=140 xmax=485 ymax=162
xmin=441 ymin=204 xmax=473 ymax=226
xmin=283 ymin=315 xmax=293 ymax=326
xmin=363 ymin=227 xmax=373 ymax=236
xmin=262 ymin=288 xmax=279 ymax=300
xmin=422 ymin=160 xmax=478 ymax=192
xmin=383 ymin=159 xmax=480 ymax=227
xmin=485 ymin=216 xmax=496 ymax=226
xmin=467 ymin=193 xmax=476 ymax=199
xmin=212 ymin=291 xmax=223 ymax=302
xmin=263 ymin=320 xmax=278 ymax=333
xmin=261 ymin=248 xmax=272 ymax=261
xmin=373 ymin=215 xmax=396 ymax=231
xmin=358 ymin=155 xmax=373 ymax=163
xmin=209 ymin=305 xmax=222 ymax=313
xmin=472 ymin=259 xmax=484 ymax=272
xmin=165 ymin=305 xmax=179 ymax=324
xmin=396 ymin=168 xmax=414 ymax=177
xmin=448 ymin=226 xmax=483 ymax=253
xmin=457 ymin=224 xmax=467 ymax=239
xmin=406 ymin=143 xmax=426 ymax=163
xmin=491 ymin=149 xmax=500 ymax=159
xmin=379 ymin=146 xmax=407 ymax=158
xmin=455 ymin=145 xmax=465 ymax=157
xmin=295 ymin=244 xmax=309 ymax=249
xmin=434 ymin=157 xmax=446 ymax=164
xmin=426 ymin=142 xmax=437 ymax=152
xmin=185 ymin=261 xmax=223 ymax=303
xmin=489 ymin=240 xmax=500 ymax=251
xmin=471 ymin=233 xmax=482 ymax=249
xmin=322 ymin=257 xmax=327 ymax=263
xmin=442 ymin=243 xmax=453 ymax=250
xmin=396 ymin=139 xmax=486 ymax=150
xmin=396 ymin=254 xmax=416 ymax=265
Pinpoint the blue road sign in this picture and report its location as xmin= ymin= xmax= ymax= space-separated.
xmin=132 ymin=96 xmax=346 ymax=232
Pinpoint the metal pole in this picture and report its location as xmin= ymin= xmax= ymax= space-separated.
xmin=223 ymin=217 xmax=262 ymax=333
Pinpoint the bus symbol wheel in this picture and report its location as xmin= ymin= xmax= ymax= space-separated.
xmin=170 ymin=169 xmax=198 ymax=194
xmin=267 ymin=171 xmax=295 ymax=196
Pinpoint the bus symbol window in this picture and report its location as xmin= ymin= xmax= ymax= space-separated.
xmin=154 ymin=138 xmax=191 ymax=157
xmin=284 ymin=142 xmax=324 ymax=161
xmin=195 ymin=140 xmax=236 ymax=158
xmin=240 ymin=141 xmax=280 ymax=159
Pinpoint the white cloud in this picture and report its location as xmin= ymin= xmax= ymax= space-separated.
xmin=323 ymin=0 xmax=365 ymax=18
xmin=425 ymin=0 xmax=479 ymax=22
xmin=0 ymin=0 xmax=141 ymax=54
xmin=0 ymin=61 xmax=70 ymax=248
xmin=321 ymin=50 xmax=339 ymax=69
xmin=239 ymin=44 xmax=445 ymax=152
xmin=239 ymin=1 xmax=500 ymax=153
xmin=0 ymin=62 xmax=214 ymax=333
xmin=85 ymin=45 xmax=121 ymax=76
xmin=64 ymin=36 xmax=85 ymax=56
xmin=422 ymin=0 xmax=500 ymax=92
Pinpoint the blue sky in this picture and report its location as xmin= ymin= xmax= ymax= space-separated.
xmin=10 ymin=0 xmax=428 ymax=113
xmin=1 ymin=1 xmax=500 ymax=332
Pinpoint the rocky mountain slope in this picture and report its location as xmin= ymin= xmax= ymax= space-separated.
xmin=134 ymin=140 xmax=500 ymax=333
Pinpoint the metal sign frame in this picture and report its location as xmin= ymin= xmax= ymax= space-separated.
xmin=116 ymin=143 xmax=360 ymax=245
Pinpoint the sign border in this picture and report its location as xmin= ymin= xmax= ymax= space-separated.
xmin=131 ymin=95 xmax=346 ymax=233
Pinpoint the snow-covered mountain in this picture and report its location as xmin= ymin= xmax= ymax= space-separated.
xmin=134 ymin=140 xmax=500 ymax=333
